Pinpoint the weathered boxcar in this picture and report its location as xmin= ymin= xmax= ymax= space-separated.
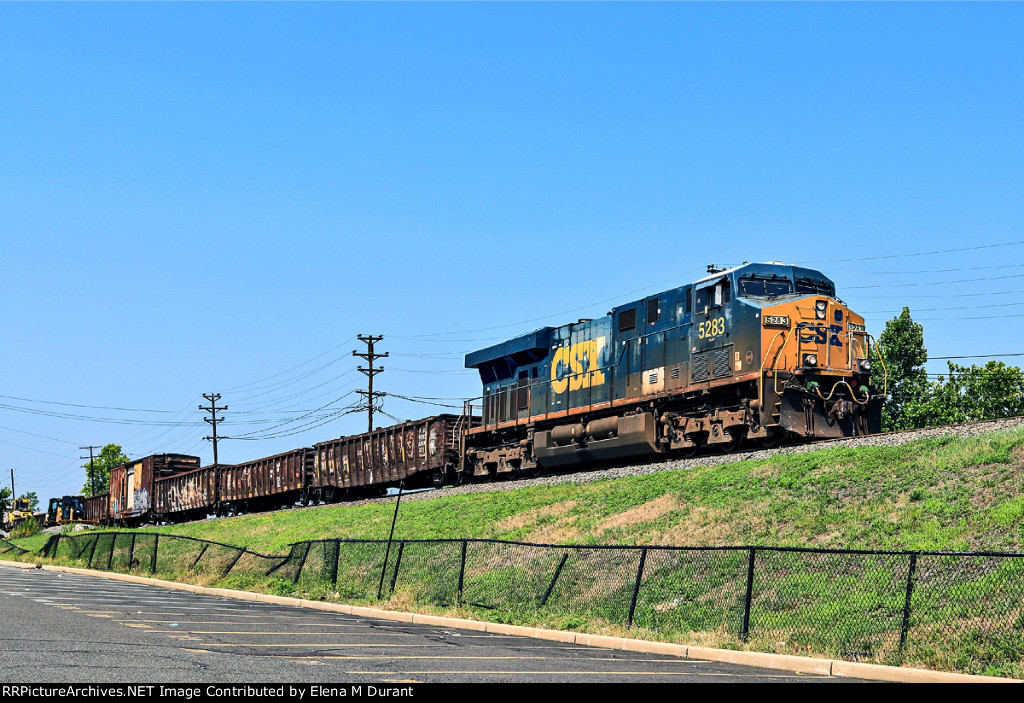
xmin=108 ymin=454 xmax=201 ymax=524
xmin=152 ymin=465 xmax=218 ymax=523
xmin=217 ymin=448 xmax=313 ymax=514
xmin=83 ymin=493 xmax=110 ymax=525
xmin=311 ymin=415 xmax=463 ymax=497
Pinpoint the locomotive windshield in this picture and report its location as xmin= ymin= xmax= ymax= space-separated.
xmin=738 ymin=277 xmax=793 ymax=299
xmin=794 ymin=276 xmax=835 ymax=297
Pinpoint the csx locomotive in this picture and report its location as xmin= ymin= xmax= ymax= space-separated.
xmin=461 ymin=261 xmax=883 ymax=480
xmin=62 ymin=261 xmax=885 ymax=525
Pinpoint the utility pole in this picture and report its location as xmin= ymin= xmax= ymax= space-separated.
xmin=200 ymin=393 xmax=227 ymax=467
xmin=353 ymin=335 xmax=388 ymax=432
xmin=9 ymin=468 xmax=14 ymax=501
xmin=79 ymin=445 xmax=101 ymax=497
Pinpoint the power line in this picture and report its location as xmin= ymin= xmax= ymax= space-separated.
xmin=795 ymin=238 xmax=1024 ymax=265
xmin=847 ymin=272 xmax=1024 ymax=290
xmin=929 ymin=353 xmax=1024 ymax=360
xmin=223 ymin=335 xmax=357 ymax=393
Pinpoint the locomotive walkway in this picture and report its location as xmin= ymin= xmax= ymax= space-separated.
xmin=0 ymin=561 xmax=1009 ymax=683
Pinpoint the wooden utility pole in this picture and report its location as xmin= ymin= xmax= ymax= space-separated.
xmin=353 ymin=335 xmax=388 ymax=432
xmin=200 ymin=393 xmax=227 ymax=466
xmin=79 ymin=445 xmax=101 ymax=497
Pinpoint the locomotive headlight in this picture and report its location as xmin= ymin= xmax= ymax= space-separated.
xmin=804 ymin=353 xmax=818 ymax=367
xmin=859 ymin=359 xmax=872 ymax=372
xmin=815 ymin=300 xmax=827 ymax=319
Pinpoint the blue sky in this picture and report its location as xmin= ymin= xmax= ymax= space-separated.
xmin=2 ymin=3 xmax=1023 ymax=501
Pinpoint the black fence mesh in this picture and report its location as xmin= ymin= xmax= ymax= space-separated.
xmin=31 ymin=532 xmax=1024 ymax=672
xmin=39 ymin=532 xmax=286 ymax=583
xmin=0 ymin=538 xmax=29 ymax=556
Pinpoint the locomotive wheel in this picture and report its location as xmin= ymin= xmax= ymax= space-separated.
xmin=678 ymin=443 xmax=699 ymax=459
xmin=528 ymin=463 xmax=545 ymax=478
xmin=432 ymin=470 xmax=447 ymax=489
xmin=676 ymin=434 xmax=704 ymax=458
xmin=717 ymin=430 xmax=742 ymax=454
xmin=759 ymin=430 xmax=782 ymax=449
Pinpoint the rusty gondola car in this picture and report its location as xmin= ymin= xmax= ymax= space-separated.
xmin=217 ymin=448 xmax=313 ymax=515
xmin=310 ymin=414 xmax=465 ymax=499
xmin=82 ymin=493 xmax=110 ymax=524
xmin=151 ymin=465 xmax=218 ymax=523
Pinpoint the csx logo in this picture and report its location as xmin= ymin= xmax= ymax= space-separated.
xmin=551 ymin=337 xmax=607 ymax=394
xmin=799 ymin=324 xmax=844 ymax=348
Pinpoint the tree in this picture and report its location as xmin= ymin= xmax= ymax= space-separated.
xmin=0 ymin=486 xmax=9 ymax=514
xmin=909 ymin=361 xmax=1024 ymax=426
xmin=17 ymin=491 xmax=38 ymax=512
xmin=873 ymin=307 xmax=929 ymax=431
xmin=82 ymin=444 xmax=130 ymax=497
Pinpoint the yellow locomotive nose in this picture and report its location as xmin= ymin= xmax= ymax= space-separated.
xmin=761 ymin=297 xmax=868 ymax=377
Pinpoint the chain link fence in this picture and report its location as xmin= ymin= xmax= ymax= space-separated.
xmin=30 ymin=532 xmax=1024 ymax=673
xmin=0 ymin=538 xmax=29 ymax=557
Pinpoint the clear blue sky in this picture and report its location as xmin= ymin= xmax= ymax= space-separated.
xmin=2 ymin=3 xmax=1023 ymax=501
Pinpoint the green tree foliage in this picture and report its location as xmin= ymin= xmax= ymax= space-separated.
xmin=0 ymin=486 xmax=10 ymax=513
xmin=873 ymin=307 xmax=929 ymax=431
xmin=82 ymin=444 xmax=130 ymax=497
xmin=874 ymin=308 xmax=1024 ymax=430
xmin=908 ymin=361 xmax=1024 ymax=427
xmin=17 ymin=491 xmax=39 ymax=512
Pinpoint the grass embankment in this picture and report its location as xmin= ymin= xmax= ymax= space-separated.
xmin=124 ymin=428 xmax=1024 ymax=554
xmin=10 ymin=428 xmax=1024 ymax=678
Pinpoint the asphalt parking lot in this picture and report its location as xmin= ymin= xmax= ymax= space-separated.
xmin=0 ymin=564 xmax=862 ymax=683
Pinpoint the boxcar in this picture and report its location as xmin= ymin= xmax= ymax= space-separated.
xmin=108 ymin=454 xmax=202 ymax=524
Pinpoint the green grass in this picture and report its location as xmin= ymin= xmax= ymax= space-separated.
xmin=10 ymin=426 xmax=1024 ymax=678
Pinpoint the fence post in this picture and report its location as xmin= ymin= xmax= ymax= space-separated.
xmin=540 ymin=553 xmax=569 ymax=607
xmin=151 ymin=535 xmax=159 ymax=574
xmin=87 ymin=536 xmax=99 ymax=569
xmin=222 ymin=547 xmax=247 ymax=578
xmin=331 ymin=539 xmax=340 ymax=586
xmin=190 ymin=544 xmax=210 ymax=572
xmin=128 ymin=534 xmax=137 ymax=571
xmin=626 ymin=548 xmax=648 ymax=628
xmin=387 ymin=541 xmax=406 ymax=597
xmin=741 ymin=547 xmax=757 ymax=641
xmin=899 ymin=553 xmax=918 ymax=654
xmin=457 ymin=540 xmax=468 ymax=603
xmin=292 ymin=542 xmax=311 ymax=585
xmin=378 ymin=481 xmax=405 ymax=601
xmin=107 ymin=533 xmax=117 ymax=570
xmin=75 ymin=537 xmax=93 ymax=560
xmin=265 ymin=544 xmax=295 ymax=577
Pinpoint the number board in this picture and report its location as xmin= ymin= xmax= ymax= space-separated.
xmin=762 ymin=315 xmax=790 ymax=328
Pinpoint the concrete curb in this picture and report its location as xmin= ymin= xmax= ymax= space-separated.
xmin=0 ymin=559 xmax=1017 ymax=683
